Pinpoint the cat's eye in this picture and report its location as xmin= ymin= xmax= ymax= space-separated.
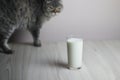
xmin=47 ymin=6 xmax=54 ymax=11
xmin=57 ymin=7 xmax=61 ymax=10
xmin=49 ymin=6 xmax=54 ymax=9
xmin=47 ymin=1 xmax=51 ymax=3
xmin=46 ymin=0 xmax=53 ymax=3
xmin=48 ymin=6 xmax=54 ymax=9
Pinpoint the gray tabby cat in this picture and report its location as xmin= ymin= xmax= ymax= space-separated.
xmin=0 ymin=0 xmax=63 ymax=54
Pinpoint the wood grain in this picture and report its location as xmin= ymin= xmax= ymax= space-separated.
xmin=0 ymin=41 xmax=120 ymax=80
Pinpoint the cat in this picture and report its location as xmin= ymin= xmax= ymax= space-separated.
xmin=0 ymin=0 xmax=63 ymax=54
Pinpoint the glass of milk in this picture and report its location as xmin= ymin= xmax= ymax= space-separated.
xmin=67 ymin=37 xmax=83 ymax=70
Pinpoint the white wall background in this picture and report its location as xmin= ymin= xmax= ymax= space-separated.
xmin=11 ymin=0 xmax=120 ymax=42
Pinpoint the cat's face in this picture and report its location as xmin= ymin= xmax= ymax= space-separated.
xmin=45 ymin=0 xmax=63 ymax=15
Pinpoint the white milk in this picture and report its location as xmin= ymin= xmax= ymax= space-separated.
xmin=67 ymin=38 xmax=83 ymax=69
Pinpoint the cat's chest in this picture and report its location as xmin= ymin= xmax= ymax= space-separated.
xmin=16 ymin=0 xmax=36 ymax=28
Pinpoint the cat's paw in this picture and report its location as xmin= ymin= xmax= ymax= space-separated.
xmin=4 ymin=49 xmax=14 ymax=54
xmin=0 ymin=43 xmax=14 ymax=54
xmin=33 ymin=40 xmax=42 ymax=47
xmin=0 ymin=47 xmax=14 ymax=54
xmin=0 ymin=49 xmax=14 ymax=54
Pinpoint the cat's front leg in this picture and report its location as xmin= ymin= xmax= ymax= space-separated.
xmin=0 ymin=39 xmax=13 ymax=54
xmin=0 ymin=27 xmax=15 ymax=54
xmin=29 ymin=28 xmax=41 ymax=47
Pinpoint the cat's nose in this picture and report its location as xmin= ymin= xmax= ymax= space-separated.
xmin=53 ymin=8 xmax=61 ymax=13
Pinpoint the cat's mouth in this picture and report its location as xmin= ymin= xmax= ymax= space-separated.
xmin=52 ymin=9 xmax=61 ymax=13
xmin=51 ymin=8 xmax=61 ymax=15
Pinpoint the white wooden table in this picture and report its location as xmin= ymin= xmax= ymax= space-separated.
xmin=0 ymin=41 xmax=120 ymax=80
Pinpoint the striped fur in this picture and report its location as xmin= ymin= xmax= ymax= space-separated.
xmin=0 ymin=0 xmax=63 ymax=54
